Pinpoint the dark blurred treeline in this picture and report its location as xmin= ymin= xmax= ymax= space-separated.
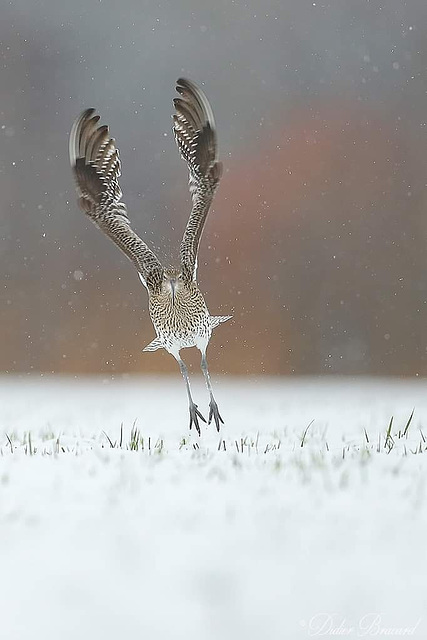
xmin=1 ymin=0 xmax=427 ymax=375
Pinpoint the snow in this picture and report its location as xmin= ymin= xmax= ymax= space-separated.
xmin=0 ymin=376 xmax=426 ymax=639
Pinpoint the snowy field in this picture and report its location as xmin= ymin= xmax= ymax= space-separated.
xmin=0 ymin=375 xmax=426 ymax=639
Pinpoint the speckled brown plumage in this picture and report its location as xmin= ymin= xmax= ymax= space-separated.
xmin=69 ymin=79 xmax=231 ymax=434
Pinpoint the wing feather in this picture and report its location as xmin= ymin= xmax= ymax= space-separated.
xmin=173 ymin=78 xmax=222 ymax=282
xmin=69 ymin=109 xmax=163 ymax=292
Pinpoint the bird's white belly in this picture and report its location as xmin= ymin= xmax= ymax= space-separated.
xmin=160 ymin=327 xmax=210 ymax=354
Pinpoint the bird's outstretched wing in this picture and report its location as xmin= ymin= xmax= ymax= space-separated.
xmin=69 ymin=109 xmax=163 ymax=292
xmin=173 ymin=78 xmax=222 ymax=282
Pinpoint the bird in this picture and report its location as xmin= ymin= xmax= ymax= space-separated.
xmin=69 ymin=78 xmax=231 ymax=435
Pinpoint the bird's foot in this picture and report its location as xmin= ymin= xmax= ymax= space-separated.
xmin=208 ymin=398 xmax=224 ymax=432
xmin=189 ymin=402 xmax=206 ymax=436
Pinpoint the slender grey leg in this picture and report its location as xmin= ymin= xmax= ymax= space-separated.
xmin=177 ymin=356 xmax=206 ymax=435
xmin=200 ymin=352 xmax=224 ymax=431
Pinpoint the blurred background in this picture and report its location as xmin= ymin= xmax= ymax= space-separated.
xmin=1 ymin=0 xmax=427 ymax=376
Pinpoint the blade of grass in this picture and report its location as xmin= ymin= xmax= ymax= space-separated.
xmin=403 ymin=408 xmax=415 ymax=438
xmin=103 ymin=431 xmax=116 ymax=448
xmin=385 ymin=416 xmax=393 ymax=449
xmin=300 ymin=419 xmax=314 ymax=448
xmin=6 ymin=434 xmax=13 ymax=454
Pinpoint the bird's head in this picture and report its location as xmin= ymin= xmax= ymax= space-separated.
xmin=162 ymin=268 xmax=184 ymax=303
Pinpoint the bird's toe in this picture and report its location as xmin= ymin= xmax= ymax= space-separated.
xmin=189 ymin=403 xmax=206 ymax=436
xmin=208 ymin=399 xmax=224 ymax=431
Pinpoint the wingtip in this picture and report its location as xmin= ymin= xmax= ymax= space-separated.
xmin=81 ymin=107 xmax=97 ymax=119
xmin=69 ymin=108 xmax=98 ymax=167
xmin=175 ymin=77 xmax=206 ymax=98
xmin=173 ymin=78 xmax=216 ymax=132
xmin=176 ymin=77 xmax=192 ymax=89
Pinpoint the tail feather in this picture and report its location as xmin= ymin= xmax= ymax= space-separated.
xmin=210 ymin=315 xmax=232 ymax=329
xmin=142 ymin=337 xmax=164 ymax=352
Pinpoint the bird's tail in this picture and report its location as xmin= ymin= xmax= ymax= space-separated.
xmin=210 ymin=315 xmax=232 ymax=329
xmin=142 ymin=337 xmax=163 ymax=352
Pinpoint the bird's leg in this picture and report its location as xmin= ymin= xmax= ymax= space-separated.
xmin=177 ymin=356 xmax=206 ymax=435
xmin=200 ymin=352 xmax=224 ymax=431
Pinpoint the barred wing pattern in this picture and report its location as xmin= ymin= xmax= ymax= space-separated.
xmin=69 ymin=109 xmax=163 ymax=292
xmin=173 ymin=78 xmax=222 ymax=282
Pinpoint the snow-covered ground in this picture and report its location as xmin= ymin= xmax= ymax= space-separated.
xmin=0 ymin=376 xmax=426 ymax=639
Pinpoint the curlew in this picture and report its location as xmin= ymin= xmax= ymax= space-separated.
xmin=69 ymin=78 xmax=231 ymax=434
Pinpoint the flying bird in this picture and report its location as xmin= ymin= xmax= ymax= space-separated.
xmin=69 ymin=78 xmax=231 ymax=434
